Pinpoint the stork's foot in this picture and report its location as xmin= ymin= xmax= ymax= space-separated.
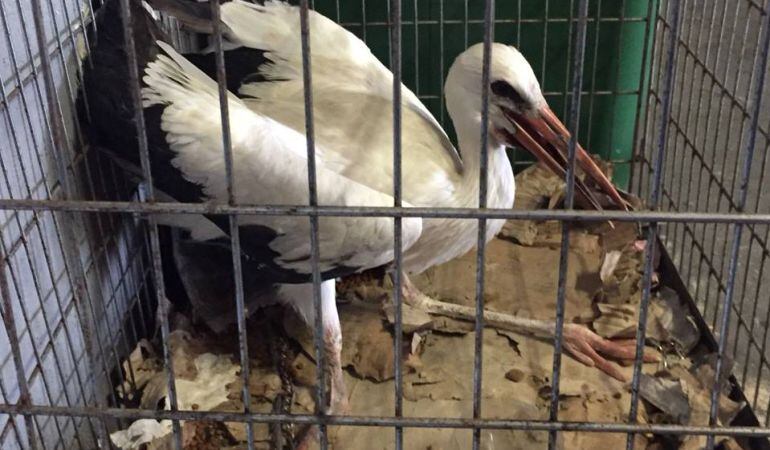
xmin=396 ymin=272 xmax=658 ymax=382
xmin=561 ymin=324 xmax=657 ymax=382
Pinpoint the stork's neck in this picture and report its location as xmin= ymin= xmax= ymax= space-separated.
xmin=453 ymin=113 xmax=507 ymax=178
xmin=450 ymin=112 xmax=514 ymax=214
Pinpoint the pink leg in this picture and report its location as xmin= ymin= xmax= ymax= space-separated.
xmin=325 ymin=324 xmax=349 ymax=415
xmin=397 ymin=272 xmax=658 ymax=382
xmin=279 ymin=280 xmax=349 ymax=449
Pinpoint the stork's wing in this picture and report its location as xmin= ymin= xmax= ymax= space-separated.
xmin=142 ymin=42 xmax=423 ymax=281
xmin=218 ymin=0 xmax=463 ymax=175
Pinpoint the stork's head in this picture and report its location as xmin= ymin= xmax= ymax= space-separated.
xmin=446 ymin=43 xmax=627 ymax=210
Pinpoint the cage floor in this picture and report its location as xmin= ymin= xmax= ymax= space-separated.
xmin=108 ymin=165 xmax=756 ymax=450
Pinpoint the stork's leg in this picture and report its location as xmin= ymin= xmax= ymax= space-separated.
xmin=279 ymin=280 xmax=349 ymax=449
xmin=397 ymin=272 xmax=657 ymax=381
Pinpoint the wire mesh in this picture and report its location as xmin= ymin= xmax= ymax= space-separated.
xmin=633 ymin=0 xmax=770 ymax=427
xmin=0 ymin=0 xmax=768 ymax=449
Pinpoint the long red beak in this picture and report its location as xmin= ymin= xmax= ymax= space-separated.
xmin=497 ymin=105 xmax=629 ymax=211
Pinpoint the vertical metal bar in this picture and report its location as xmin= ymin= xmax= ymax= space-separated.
xmin=631 ymin=2 xmax=663 ymax=197
xmin=360 ymin=0 xmax=367 ymax=43
xmin=607 ymin=0 xmax=626 ymax=155
xmin=665 ymin=0 xmax=694 ymax=270
xmin=662 ymin=0 xmax=692 ymax=213
xmin=0 ymin=254 xmax=39 ymax=450
xmin=117 ymin=2 xmax=181 ymax=449
xmin=438 ymin=0 xmax=445 ymax=125
xmin=516 ymin=0 xmax=521 ymax=46
xmin=472 ymin=1 xmax=493 ymax=449
xmin=547 ymin=2 xmax=588 ymax=449
xmin=389 ymin=1 xmax=403 ymax=448
xmin=532 ymin=0 xmax=550 ymax=170
xmin=298 ymin=2 xmax=327 ymax=448
xmin=725 ymin=7 xmax=762 ymax=203
xmin=463 ymin=0 xmax=468 ymax=49
xmin=627 ymin=2 xmax=681 ymax=449
xmin=540 ymin=0 xmax=550 ymax=81
xmin=561 ymin=0 xmax=575 ymax=119
xmin=335 ymin=0 xmax=340 ymax=22
xmin=210 ymin=1 xmax=255 ymax=448
xmin=413 ymin=0 xmax=418 ymax=93
xmin=585 ymin=0 xmax=602 ymax=151
xmin=706 ymin=2 xmax=770 ymax=447
xmin=385 ymin=2 xmax=392 ymax=68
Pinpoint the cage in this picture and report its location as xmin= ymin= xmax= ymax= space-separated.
xmin=0 ymin=0 xmax=769 ymax=449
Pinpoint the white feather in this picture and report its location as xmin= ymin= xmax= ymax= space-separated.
xmin=142 ymin=42 xmax=423 ymax=274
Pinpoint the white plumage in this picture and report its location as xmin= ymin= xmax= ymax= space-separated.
xmin=155 ymin=0 xmax=518 ymax=274
xmin=142 ymin=40 xmax=424 ymax=274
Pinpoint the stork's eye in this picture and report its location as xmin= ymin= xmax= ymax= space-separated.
xmin=490 ymin=80 xmax=527 ymax=109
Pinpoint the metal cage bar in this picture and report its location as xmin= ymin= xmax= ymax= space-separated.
xmin=628 ymin=2 xmax=682 ymax=449
xmin=117 ymin=2 xmax=182 ymax=449
xmin=389 ymin=1 xmax=405 ymax=449
xmin=297 ymin=1 xmax=329 ymax=448
xmin=548 ymin=1 xmax=588 ymax=449
xmin=471 ymin=1 xmax=493 ymax=449
xmin=209 ymin=1 xmax=256 ymax=448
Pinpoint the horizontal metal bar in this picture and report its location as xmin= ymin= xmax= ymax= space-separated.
xmin=0 ymin=403 xmax=768 ymax=437
xmin=417 ymin=90 xmax=641 ymax=100
xmin=3 ymin=198 xmax=770 ymax=224
xmin=339 ymin=17 xmax=647 ymax=27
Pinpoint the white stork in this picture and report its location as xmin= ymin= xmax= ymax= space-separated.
xmin=84 ymin=0 xmax=653 ymax=422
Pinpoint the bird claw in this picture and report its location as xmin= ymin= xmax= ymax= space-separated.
xmin=561 ymin=324 xmax=658 ymax=382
